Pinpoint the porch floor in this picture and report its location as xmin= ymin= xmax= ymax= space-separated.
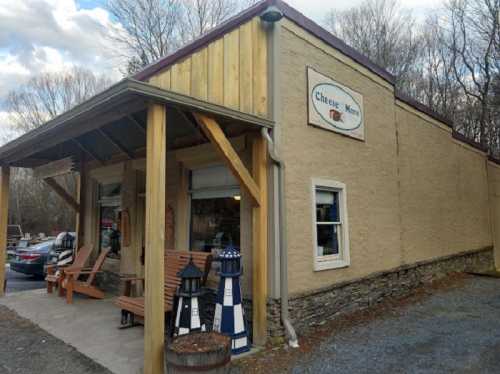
xmin=0 ymin=289 xmax=143 ymax=374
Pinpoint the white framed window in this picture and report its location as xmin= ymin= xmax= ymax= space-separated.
xmin=312 ymin=178 xmax=350 ymax=271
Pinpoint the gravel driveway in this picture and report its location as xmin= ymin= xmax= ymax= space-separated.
xmin=292 ymin=275 xmax=500 ymax=374
xmin=0 ymin=305 xmax=112 ymax=374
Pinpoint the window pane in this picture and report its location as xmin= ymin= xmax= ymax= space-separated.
xmin=190 ymin=197 xmax=240 ymax=252
xmin=316 ymin=190 xmax=339 ymax=222
xmin=316 ymin=224 xmax=339 ymax=256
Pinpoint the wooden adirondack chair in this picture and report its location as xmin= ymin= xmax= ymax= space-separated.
xmin=61 ymin=247 xmax=110 ymax=304
xmin=114 ymin=250 xmax=212 ymax=329
xmin=45 ymin=245 xmax=93 ymax=295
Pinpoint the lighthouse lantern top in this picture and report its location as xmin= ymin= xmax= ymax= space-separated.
xmin=218 ymin=246 xmax=241 ymax=276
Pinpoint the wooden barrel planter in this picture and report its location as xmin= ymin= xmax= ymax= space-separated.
xmin=165 ymin=332 xmax=231 ymax=374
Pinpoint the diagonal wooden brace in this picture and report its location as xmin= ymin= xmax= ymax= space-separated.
xmin=193 ymin=112 xmax=261 ymax=207
xmin=44 ymin=177 xmax=80 ymax=212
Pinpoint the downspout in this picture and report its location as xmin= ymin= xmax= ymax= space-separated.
xmin=260 ymin=4 xmax=298 ymax=347
xmin=262 ymin=128 xmax=299 ymax=348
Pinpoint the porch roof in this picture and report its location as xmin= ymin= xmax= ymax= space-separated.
xmin=0 ymin=78 xmax=273 ymax=168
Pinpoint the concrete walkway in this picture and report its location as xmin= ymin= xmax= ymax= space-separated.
xmin=0 ymin=289 xmax=143 ymax=374
xmin=291 ymin=275 xmax=500 ymax=373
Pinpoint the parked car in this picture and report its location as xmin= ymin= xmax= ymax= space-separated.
xmin=9 ymin=240 xmax=55 ymax=277
xmin=7 ymin=237 xmax=30 ymax=261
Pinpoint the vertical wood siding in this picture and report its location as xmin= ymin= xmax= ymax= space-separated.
xmin=148 ymin=17 xmax=268 ymax=118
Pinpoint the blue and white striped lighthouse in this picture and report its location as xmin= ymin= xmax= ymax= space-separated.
xmin=213 ymin=247 xmax=249 ymax=355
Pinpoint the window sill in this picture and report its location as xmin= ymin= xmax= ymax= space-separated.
xmin=314 ymin=259 xmax=350 ymax=271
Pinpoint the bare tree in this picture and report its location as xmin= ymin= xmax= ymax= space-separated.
xmin=409 ymin=15 xmax=463 ymax=121
xmin=106 ymin=0 xmax=256 ymax=74
xmin=324 ymin=0 xmax=422 ymax=92
xmin=178 ymin=0 xmax=239 ymax=43
xmin=106 ymin=0 xmax=181 ymax=75
xmin=5 ymin=68 xmax=111 ymax=234
xmin=447 ymin=0 xmax=500 ymax=148
xmin=6 ymin=67 xmax=111 ymax=133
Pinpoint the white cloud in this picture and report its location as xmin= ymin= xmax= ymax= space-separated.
xmin=0 ymin=0 xmax=124 ymax=103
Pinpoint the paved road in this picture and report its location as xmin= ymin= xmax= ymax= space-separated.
xmin=292 ymin=275 xmax=500 ymax=374
xmin=5 ymin=265 xmax=46 ymax=293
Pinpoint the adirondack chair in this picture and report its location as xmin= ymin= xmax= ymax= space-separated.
xmin=114 ymin=250 xmax=212 ymax=329
xmin=45 ymin=245 xmax=93 ymax=295
xmin=61 ymin=247 xmax=110 ymax=304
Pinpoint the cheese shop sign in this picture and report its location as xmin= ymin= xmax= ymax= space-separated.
xmin=307 ymin=67 xmax=365 ymax=141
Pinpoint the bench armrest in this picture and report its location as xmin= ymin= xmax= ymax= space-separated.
xmin=65 ymin=269 xmax=102 ymax=275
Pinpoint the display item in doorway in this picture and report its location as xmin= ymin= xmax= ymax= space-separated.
xmin=174 ymin=257 xmax=206 ymax=337
xmin=213 ymin=247 xmax=250 ymax=355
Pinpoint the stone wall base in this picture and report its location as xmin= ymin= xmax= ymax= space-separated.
xmin=268 ymin=247 xmax=494 ymax=338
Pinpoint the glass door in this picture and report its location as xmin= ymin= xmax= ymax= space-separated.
xmin=98 ymin=183 xmax=122 ymax=258
xmin=189 ymin=165 xmax=241 ymax=254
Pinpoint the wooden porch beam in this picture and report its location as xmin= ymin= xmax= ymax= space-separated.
xmin=72 ymin=139 xmax=105 ymax=165
xmin=97 ymin=128 xmax=134 ymax=159
xmin=44 ymin=177 xmax=80 ymax=212
xmin=144 ymin=103 xmax=166 ymax=374
xmin=251 ymin=134 xmax=268 ymax=346
xmin=0 ymin=167 xmax=10 ymax=296
xmin=127 ymin=115 xmax=146 ymax=134
xmin=193 ymin=113 xmax=261 ymax=206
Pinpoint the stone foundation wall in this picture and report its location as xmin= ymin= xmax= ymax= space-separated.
xmin=268 ymin=247 xmax=494 ymax=338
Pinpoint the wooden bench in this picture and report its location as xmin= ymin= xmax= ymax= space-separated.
xmin=115 ymin=250 xmax=212 ymax=329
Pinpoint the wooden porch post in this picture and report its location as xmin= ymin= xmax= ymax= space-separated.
xmin=194 ymin=113 xmax=270 ymax=346
xmin=144 ymin=103 xmax=167 ymax=374
xmin=0 ymin=167 xmax=10 ymax=297
xmin=252 ymin=134 xmax=268 ymax=346
xmin=75 ymin=164 xmax=86 ymax=249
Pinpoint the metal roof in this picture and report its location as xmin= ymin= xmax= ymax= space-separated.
xmin=0 ymin=79 xmax=273 ymax=166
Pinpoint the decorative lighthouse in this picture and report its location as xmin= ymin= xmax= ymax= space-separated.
xmin=174 ymin=258 xmax=206 ymax=337
xmin=213 ymin=247 xmax=250 ymax=355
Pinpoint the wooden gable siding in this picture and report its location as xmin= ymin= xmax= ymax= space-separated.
xmin=148 ymin=17 xmax=268 ymax=118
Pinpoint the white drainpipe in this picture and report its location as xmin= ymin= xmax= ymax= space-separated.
xmin=258 ymin=5 xmax=298 ymax=347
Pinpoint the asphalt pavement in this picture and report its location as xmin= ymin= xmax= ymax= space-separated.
xmin=5 ymin=265 xmax=46 ymax=293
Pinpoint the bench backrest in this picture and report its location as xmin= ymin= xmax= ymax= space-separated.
xmin=163 ymin=250 xmax=212 ymax=307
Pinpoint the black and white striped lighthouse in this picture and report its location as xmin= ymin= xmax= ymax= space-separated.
xmin=174 ymin=258 xmax=206 ymax=337
xmin=213 ymin=247 xmax=249 ymax=355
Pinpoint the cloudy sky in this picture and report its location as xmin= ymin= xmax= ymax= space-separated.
xmin=0 ymin=0 xmax=442 ymax=131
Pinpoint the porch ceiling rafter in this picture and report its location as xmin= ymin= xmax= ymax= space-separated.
xmin=72 ymin=138 xmax=105 ymax=165
xmin=126 ymin=115 xmax=147 ymax=134
xmin=97 ymin=128 xmax=134 ymax=159
xmin=0 ymin=78 xmax=273 ymax=168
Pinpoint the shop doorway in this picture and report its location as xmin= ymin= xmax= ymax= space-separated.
xmin=189 ymin=165 xmax=241 ymax=254
xmin=98 ymin=182 xmax=122 ymax=259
